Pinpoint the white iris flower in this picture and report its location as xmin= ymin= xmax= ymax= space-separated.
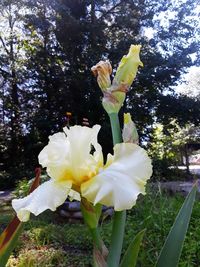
xmin=12 ymin=125 xmax=152 ymax=222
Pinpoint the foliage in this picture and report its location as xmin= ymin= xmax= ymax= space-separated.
xmin=149 ymin=121 xmax=198 ymax=162
xmin=0 ymin=169 xmax=41 ymax=267
xmin=155 ymin=185 xmax=197 ymax=267
xmin=0 ymin=171 xmax=12 ymax=190
xmin=13 ymin=174 xmax=48 ymax=198
xmin=0 ymin=186 xmax=199 ymax=266
xmin=151 ymin=159 xmax=187 ymax=181
xmin=0 ymin=0 xmax=199 ymax=186
xmin=14 ymin=179 xmax=33 ymax=198
xmin=120 ymin=229 xmax=146 ymax=267
xmin=148 ymin=119 xmax=200 ymax=179
xmin=7 ymin=248 xmax=67 ymax=267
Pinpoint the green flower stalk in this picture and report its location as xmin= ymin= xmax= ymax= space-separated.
xmin=107 ymin=113 xmax=126 ymax=267
xmin=81 ymin=198 xmax=103 ymax=251
xmin=102 ymin=87 xmax=127 ymax=114
xmin=81 ymin=198 xmax=108 ymax=266
xmin=91 ymin=45 xmax=143 ymax=114
xmin=81 ymin=198 xmax=102 ymax=231
xmin=91 ymin=45 xmax=144 ymax=266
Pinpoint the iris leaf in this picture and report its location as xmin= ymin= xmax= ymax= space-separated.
xmin=120 ymin=229 xmax=146 ymax=267
xmin=0 ymin=168 xmax=41 ymax=267
xmin=155 ymin=184 xmax=197 ymax=267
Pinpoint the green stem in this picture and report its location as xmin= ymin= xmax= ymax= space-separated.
xmin=107 ymin=113 xmax=126 ymax=267
xmin=109 ymin=113 xmax=122 ymax=144
xmin=90 ymin=228 xmax=108 ymax=267
xmin=80 ymin=199 xmax=103 ymax=251
xmin=107 ymin=211 xmax=126 ymax=267
xmin=90 ymin=227 xmax=102 ymax=251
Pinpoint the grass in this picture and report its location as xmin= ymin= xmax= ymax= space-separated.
xmin=1 ymin=186 xmax=200 ymax=266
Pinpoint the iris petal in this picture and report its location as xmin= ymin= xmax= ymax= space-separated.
xmin=63 ymin=125 xmax=103 ymax=183
xmin=12 ymin=180 xmax=72 ymax=222
xmin=12 ymin=126 xmax=152 ymax=221
xmin=81 ymin=143 xmax=152 ymax=211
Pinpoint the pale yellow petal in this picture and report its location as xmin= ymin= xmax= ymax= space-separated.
xmin=81 ymin=143 xmax=152 ymax=211
xmin=104 ymin=153 xmax=114 ymax=168
xmin=63 ymin=125 xmax=103 ymax=184
xmin=12 ymin=180 xmax=72 ymax=222
xmin=38 ymin=132 xmax=69 ymax=168
xmin=38 ymin=125 xmax=103 ymax=185
xmin=114 ymin=45 xmax=143 ymax=87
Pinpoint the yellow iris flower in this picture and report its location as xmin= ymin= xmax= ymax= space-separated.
xmin=12 ymin=125 xmax=152 ymax=222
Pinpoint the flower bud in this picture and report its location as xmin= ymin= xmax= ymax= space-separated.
xmin=102 ymin=84 xmax=127 ymax=114
xmin=113 ymin=45 xmax=143 ymax=88
xmin=92 ymin=45 xmax=143 ymax=115
xmin=91 ymin=60 xmax=112 ymax=91
xmin=122 ymin=113 xmax=139 ymax=144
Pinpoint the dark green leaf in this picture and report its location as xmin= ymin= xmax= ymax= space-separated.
xmin=0 ymin=168 xmax=41 ymax=267
xmin=120 ymin=229 xmax=146 ymax=267
xmin=155 ymin=184 xmax=197 ymax=267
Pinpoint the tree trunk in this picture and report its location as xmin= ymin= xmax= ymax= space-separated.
xmin=9 ymin=8 xmax=21 ymax=167
xmin=184 ymin=143 xmax=190 ymax=175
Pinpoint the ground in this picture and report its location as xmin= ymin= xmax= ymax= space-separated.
xmin=1 ymin=185 xmax=200 ymax=266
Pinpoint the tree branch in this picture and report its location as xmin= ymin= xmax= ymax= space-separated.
xmin=0 ymin=35 xmax=10 ymax=55
xmin=0 ymin=67 xmax=10 ymax=77
xmin=98 ymin=1 xmax=123 ymax=21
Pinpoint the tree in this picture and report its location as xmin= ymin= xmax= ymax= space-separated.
xmin=0 ymin=0 xmax=200 ymax=186
xmin=149 ymin=120 xmax=200 ymax=178
xmin=176 ymin=67 xmax=200 ymax=99
xmin=0 ymin=0 xmax=29 ymax=181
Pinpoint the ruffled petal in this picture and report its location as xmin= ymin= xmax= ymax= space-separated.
xmin=81 ymin=143 xmax=152 ymax=211
xmin=38 ymin=125 xmax=103 ymax=185
xmin=63 ymin=125 xmax=102 ymax=164
xmin=39 ymin=132 xmax=69 ymax=168
xmin=12 ymin=180 xmax=72 ymax=222
xmin=63 ymin=125 xmax=104 ymax=184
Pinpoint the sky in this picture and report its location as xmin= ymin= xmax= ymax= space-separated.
xmin=175 ymin=66 xmax=200 ymax=98
xmin=141 ymin=0 xmax=200 ymax=98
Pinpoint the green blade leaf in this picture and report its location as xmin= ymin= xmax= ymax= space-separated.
xmin=0 ymin=217 xmax=23 ymax=267
xmin=120 ymin=229 xmax=146 ymax=267
xmin=155 ymin=184 xmax=197 ymax=267
xmin=0 ymin=168 xmax=41 ymax=267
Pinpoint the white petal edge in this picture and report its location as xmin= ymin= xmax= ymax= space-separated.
xmin=38 ymin=132 xmax=69 ymax=168
xmin=81 ymin=143 xmax=152 ymax=211
xmin=12 ymin=180 xmax=72 ymax=222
